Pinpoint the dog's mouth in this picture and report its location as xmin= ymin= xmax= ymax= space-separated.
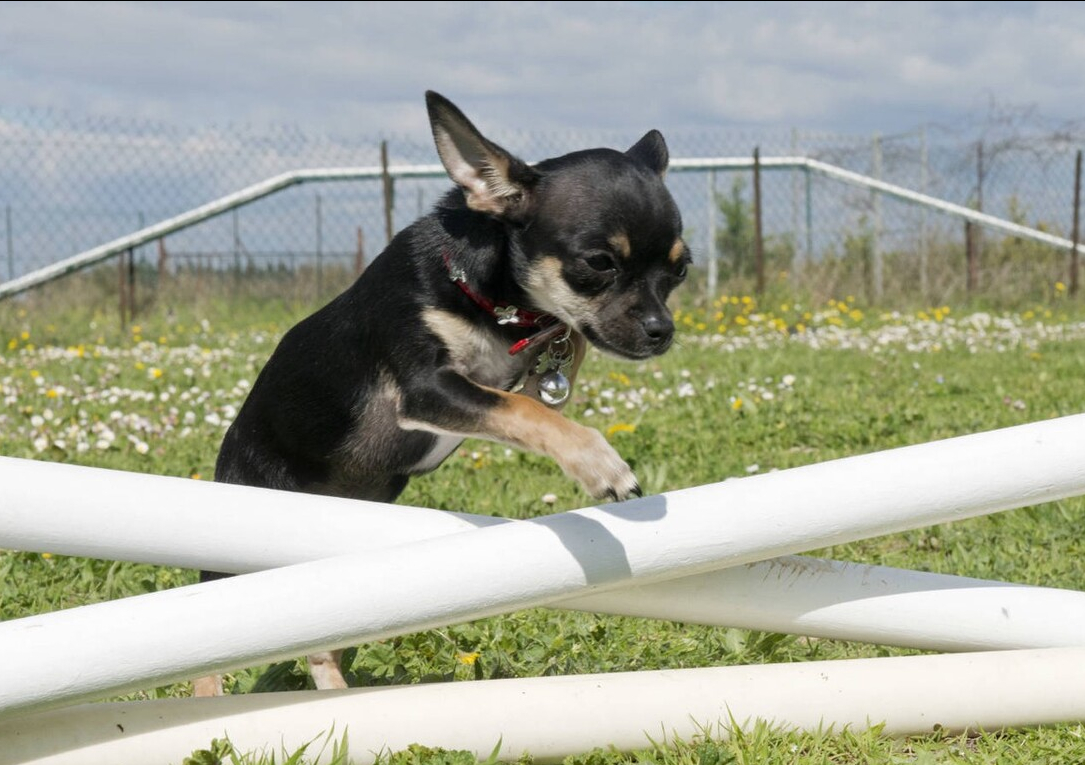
xmin=580 ymin=323 xmax=673 ymax=360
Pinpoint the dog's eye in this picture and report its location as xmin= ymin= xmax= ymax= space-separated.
xmin=585 ymin=253 xmax=617 ymax=273
xmin=675 ymin=261 xmax=688 ymax=279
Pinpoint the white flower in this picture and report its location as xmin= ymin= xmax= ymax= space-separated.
xmin=541 ymin=493 xmax=558 ymax=505
xmin=30 ymin=414 xmax=44 ymax=428
xmin=134 ymin=441 xmax=150 ymax=455
xmin=782 ymin=374 xmax=796 ymax=387
xmin=745 ymin=464 xmax=760 ymax=473
xmin=32 ymin=436 xmax=48 ymax=452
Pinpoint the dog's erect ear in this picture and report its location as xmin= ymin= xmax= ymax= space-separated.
xmin=626 ymin=130 xmax=670 ymax=178
xmin=426 ymin=91 xmax=538 ymax=220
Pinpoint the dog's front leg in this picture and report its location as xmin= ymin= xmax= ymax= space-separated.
xmin=401 ymin=368 xmax=640 ymax=502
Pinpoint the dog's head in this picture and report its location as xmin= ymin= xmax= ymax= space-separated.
xmin=427 ymin=91 xmax=689 ymax=360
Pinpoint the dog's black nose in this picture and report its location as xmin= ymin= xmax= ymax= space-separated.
xmin=641 ymin=314 xmax=673 ymax=341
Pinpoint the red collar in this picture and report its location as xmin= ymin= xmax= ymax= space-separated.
xmin=443 ymin=251 xmax=565 ymax=355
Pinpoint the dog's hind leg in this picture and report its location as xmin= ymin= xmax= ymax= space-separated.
xmin=307 ymin=650 xmax=348 ymax=689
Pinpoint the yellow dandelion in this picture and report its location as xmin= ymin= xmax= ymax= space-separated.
xmin=46 ymin=388 xmax=58 ymax=399
xmin=1055 ymin=281 xmax=1067 ymax=293
xmin=456 ymin=651 xmax=480 ymax=666
xmin=20 ymin=331 xmax=29 ymax=341
xmin=7 ymin=338 xmax=16 ymax=350
xmin=731 ymin=398 xmax=743 ymax=411
xmin=135 ymin=361 xmax=145 ymax=371
xmin=190 ymin=472 xmax=202 ymax=480
xmin=606 ymin=422 xmax=637 ymax=438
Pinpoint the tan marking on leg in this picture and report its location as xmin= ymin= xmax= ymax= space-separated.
xmin=193 ymin=674 xmax=223 ymax=697
xmin=481 ymin=384 xmax=637 ymax=500
xmin=308 ymin=650 xmax=348 ymax=690
xmin=669 ymin=238 xmax=687 ymax=263
xmin=609 ymin=231 xmax=631 ymax=259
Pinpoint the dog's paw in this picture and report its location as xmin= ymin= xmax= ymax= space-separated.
xmin=562 ymin=427 xmax=640 ymax=502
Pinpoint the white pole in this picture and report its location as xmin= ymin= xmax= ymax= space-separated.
xmin=3 ymin=647 xmax=1085 ymax=765
xmin=4 ymin=457 xmax=1085 ymax=654
xmin=0 ymin=415 xmax=1083 ymax=715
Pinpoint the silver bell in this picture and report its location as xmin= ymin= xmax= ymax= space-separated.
xmin=537 ymin=369 xmax=571 ymax=406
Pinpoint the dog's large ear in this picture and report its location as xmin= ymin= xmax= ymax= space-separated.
xmin=426 ymin=91 xmax=538 ymax=221
xmin=626 ymin=130 xmax=670 ymax=178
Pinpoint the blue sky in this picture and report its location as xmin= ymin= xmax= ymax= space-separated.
xmin=3 ymin=1 xmax=1084 ymax=138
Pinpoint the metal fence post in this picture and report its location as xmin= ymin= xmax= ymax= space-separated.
xmin=871 ymin=133 xmax=883 ymax=301
xmin=232 ymin=208 xmax=241 ymax=295
xmin=804 ymin=166 xmax=813 ymax=266
xmin=1072 ymin=149 xmax=1082 ymax=298
xmin=381 ymin=140 xmax=394 ymax=246
xmin=965 ymin=221 xmax=978 ymax=295
xmin=753 ymin=147 xmax=765 ymax=296
xmin=118 ymin=249 xmax=129 ymax=328
xmin=4 ymin=205 xmax=13 ymax=281
xmin=706 ymin=170 xmax=717 ymax=302
xmin=919 ymin=126 xmax=930 ymax=301
xmin=315 ymin=194 xmax=324 ymax=299
xmin=790 ymin=127 xmax=801 ymax=280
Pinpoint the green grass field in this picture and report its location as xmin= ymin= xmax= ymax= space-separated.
xmin=2 ymin=293 xmax=1085 ymax=764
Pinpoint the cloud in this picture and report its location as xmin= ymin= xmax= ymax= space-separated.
xmin=0 ymin=1 xmax=1083 ymax=138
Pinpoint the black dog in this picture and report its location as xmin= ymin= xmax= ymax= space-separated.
xmin=195 ymin=92 xmax=690 ymax=695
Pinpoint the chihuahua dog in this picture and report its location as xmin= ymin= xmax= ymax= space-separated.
xmin=194 ymin=92 xmax=690 ymax=695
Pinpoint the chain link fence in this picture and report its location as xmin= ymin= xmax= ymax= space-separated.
xmin=2 ymin=106 xmax=1083 ymax=335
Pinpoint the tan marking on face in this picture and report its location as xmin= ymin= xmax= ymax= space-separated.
xmin=609 ymin=231 xmax=631 ymax=259
xmin=669 ymin=239 xmax=686 ymax=263
xmin=524 ymin=256 xmax=598 ymax=327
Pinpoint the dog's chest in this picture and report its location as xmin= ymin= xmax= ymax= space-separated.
xmin=422 ymin=308 xmax=533 ymax=390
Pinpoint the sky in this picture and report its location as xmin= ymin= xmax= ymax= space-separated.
xmin=3 ymin=1 xmax=1085 ymax=140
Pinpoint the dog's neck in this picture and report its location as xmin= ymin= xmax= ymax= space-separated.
xmin=435 ymin=192 xmax=537 ymax=314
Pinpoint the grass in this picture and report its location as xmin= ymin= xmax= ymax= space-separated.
xmin=2 ymin=293 xmax=1085 ymax=764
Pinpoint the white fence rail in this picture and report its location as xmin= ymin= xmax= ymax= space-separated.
xmin=2 ymin=156 xmax=1081 ymax=302
xmin=0 ymin=415 xmax=1083 ymax=731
